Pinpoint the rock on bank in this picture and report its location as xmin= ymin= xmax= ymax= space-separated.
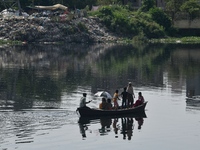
xmin=0 ymin=16 xmax=118 ymax=43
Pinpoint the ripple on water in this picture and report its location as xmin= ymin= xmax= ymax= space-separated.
xmin=0 ymin=108 xmax=78 ymax=147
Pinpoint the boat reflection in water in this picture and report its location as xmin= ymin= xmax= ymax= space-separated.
xmin=78 ymin=113 xmax=146 ymax=140
xmin=186 ymin=95 xmax=200 ymax=111
xmin=99 ymin=117 xmax=112 ymax=135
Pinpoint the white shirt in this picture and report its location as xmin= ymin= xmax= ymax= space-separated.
xmin=127 ymin=85 xmax=134 ymax=95
xmin=79 ymin=97 xmax=86 ymax=107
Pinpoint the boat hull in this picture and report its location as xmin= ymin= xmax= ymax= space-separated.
xmin=186 ymin=96 xmax=200 ymax=103
xmin=77 ymin=101 xmax=147 ymax=117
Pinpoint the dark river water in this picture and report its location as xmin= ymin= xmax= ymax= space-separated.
xmin=0 ymin=43 xmax=200 ymax=150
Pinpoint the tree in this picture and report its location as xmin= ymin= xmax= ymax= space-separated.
xmin=164 ymin=0 xmax=186 ymax=21
xmin=139 ymin=0 xmax=156 ymax=12
xmin=0 ymin=0 xmax=22 ymax=15
xmin=180 ymin=0 xmax=200 ymax=20
xmin=149 ymin=7 xmax=172 ymax=31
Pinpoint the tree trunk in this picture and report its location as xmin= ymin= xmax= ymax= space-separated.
xmin=17 ymin=0 xmax=22 ymax=15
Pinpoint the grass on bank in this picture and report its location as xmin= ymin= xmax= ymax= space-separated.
xmin=149 ymin=36 xmax=200 ymax=44
xmin=2 ymin=37 xmax=200 ymax=45
xmin=0 ymin=39 xmax=22 ymax=45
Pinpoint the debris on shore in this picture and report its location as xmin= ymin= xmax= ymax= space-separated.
xmin=0 ymin=9 xmax=119 ymax=43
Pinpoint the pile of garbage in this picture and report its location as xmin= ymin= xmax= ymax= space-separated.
xmin=0 ymin=9 xmax=118 ymax=43
xmin=0 ymin=8 xmax=29 ymax=17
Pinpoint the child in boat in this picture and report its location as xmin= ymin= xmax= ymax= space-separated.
xmin=133 ymin=92 xmax=144 ymax=107
xmin=113 ymin=90 xmax=120 ymax=109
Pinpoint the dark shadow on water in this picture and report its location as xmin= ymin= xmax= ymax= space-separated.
xmin=186 ymin=99 xmax=200 ymax=111
xmin=78 ymin=112 xmax=147 ymax=140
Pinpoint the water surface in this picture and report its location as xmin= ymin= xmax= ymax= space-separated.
xmin=0 ymin=43 xmax=200 ymax=150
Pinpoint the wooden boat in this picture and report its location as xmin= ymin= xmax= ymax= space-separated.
xmin=186 ymin=95 xmax=200 ymax=103
xmin=76 ymin=101 xmax=147 ymax=117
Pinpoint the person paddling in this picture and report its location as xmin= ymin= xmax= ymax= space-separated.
xmin=79 ymin=93 xmax=92 ymax=108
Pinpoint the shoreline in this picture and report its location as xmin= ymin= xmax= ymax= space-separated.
xmin=1 ymin=15 xmax=200 ymax=45
xmin=0 ymin=15 xmax=121 ymax=44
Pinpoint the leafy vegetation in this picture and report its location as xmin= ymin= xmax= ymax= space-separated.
xmin=149 ymin=36 xmax=200 ymax=43
xmin=164 ymin=0 xmax=200 ymax=21
xmin=149 ymin=7 xmax=172 ymax=31
xmin=0 ymin=39 xmax=22 ymax=45
xmin=139 ymin=0 xmax=156 ymax=12
xmin=180 ymin=0 xmax=200 ymax=20
xmin=90 ymin=5 xmax=166 ymax=39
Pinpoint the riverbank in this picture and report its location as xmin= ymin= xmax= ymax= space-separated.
xmin=0 ymin=15 xmax=120 ymax=44
xmin=2 ymin=14 xmax=200 ymax=45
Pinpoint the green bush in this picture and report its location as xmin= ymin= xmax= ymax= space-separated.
xmin=99 ymin=6 xmax=114 ymax=17
xmin=143 ymin=22 xmax=165 ymax=38
xmin=149 ymin=7 xmax=172 ymax=31
xmin=180 ymin=0 xmax=200 ymax=20
xmin=133 ymin=12 xmax=165 ymax=38
xmin=94 ymin=5 xmax=166 ymax=39
xmin=139 ymin=0 xmax=156 ymax=12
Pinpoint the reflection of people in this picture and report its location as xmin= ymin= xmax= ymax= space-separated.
xmin=78 ymin=118 xmax=90 ymax=139
xmin=113 ymin=118 xmax=119 ymax=138
xmin=126 ymin=118 xmax=133 ymax=140
xmin=99 ymin=98 xmax=108 ymax=109
xmin=121 ymin=118 xmax=127 ymax=140
xmin=133 ymin=92 xmax=144 ymax=107
xmin=113 ymin=90 xmax=120 ymax=109
xmin=99 ymin=118 xmax=112 ymax=134
xmin=78 ymin=122 xmax=88 ymax=138
xmin=126 ymin=82 xmax=135 ymax=107
xmin=135 ymin=117 xmax=144 ymax=130
xmin=79 ymin=93 xmax=91 ymax=108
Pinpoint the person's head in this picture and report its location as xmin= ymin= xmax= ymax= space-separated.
xmin=138 ymin=92 xmax=142 ymax=96
xmin=83 ymin=93 xmax=87 ymax=97
xmin=102 ymin=97 xmax=106 ymax=102
xmin=128 ymin=82 xmax=132 ymax=86
xmin=107 ymin=98 xmax=111 ymax=103
xmin=115 ymin=90 xmax=118 ymax=93
xmin=124 ymin=87 xmax=127 ymax=91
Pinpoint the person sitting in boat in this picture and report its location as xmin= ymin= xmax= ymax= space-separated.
xmin=99 ymin=97 xmax=108 ymax=110
xmin=133 ymin=92 xmax=144 ymax=107
xmin=113 ymin=90 xmax=120 ymax=109
xmin=79 ymin=93 xmax=91 ymax=108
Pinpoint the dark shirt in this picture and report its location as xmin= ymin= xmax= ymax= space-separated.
xmin=121 ymin=91 xmax=128 ymax=100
